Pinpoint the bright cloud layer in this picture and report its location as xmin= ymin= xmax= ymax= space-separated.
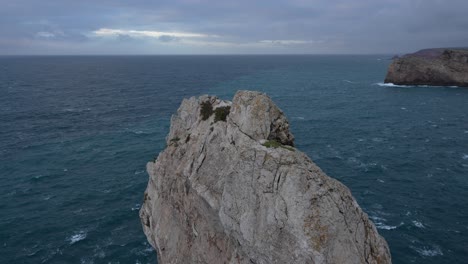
xmin=93 ymin=28 xmax=213 ymax=38
xmin=259 ymin=40 xmax=323 ymax=45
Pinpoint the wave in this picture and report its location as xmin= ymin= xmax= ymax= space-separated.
xmin=375 ymin=82 xmax=461 ymax=88
xmin=375 ymin=223 xmax=398 ymax=230
xmin=411 ymin=245 xmax=443 ymax=257
xmin=68 ymin=230 xmax=87 ymax=245
xmin=370 ymin=215 xmax=403 ymax=230
xmin=343 ymin=80 xmax=356 ymax=84
xmin=124 ymin=128 xmax=154 ymax=135
xmin=63 ymin=108 xmax=91 ymax=113
xmin=131 ymin=203 xmax=141 ymax=211
xmin=412 ymin=220 xmax=425 ymax=228
xmin=375 ymin=82 xmax=410 ymax=88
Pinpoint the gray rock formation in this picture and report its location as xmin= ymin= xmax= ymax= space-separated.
xmin=384 ymin=48 xmax=468 ymax=87
xmin=140 ymin=91 xmax=391 ymax=264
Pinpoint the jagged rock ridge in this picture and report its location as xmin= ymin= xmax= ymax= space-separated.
xmin=384 ymin=48 xmax=468 ymax=87
xmin=140 ymin=91 xmax=391 ymax=264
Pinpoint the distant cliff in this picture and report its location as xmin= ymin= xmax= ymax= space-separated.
xmin=140 ymin=91 xmax=391 ymax=264
xmin=384 ymin=48 xmax=468 ymax=87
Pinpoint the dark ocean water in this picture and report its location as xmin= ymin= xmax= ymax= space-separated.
xmin=0 ymin=55 xmax=467 ymax=264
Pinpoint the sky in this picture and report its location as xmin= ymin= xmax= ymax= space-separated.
xmin=1 ymin=0 xmax=467 ymax=55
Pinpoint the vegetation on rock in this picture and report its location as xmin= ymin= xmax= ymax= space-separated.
xmin=200 ymin=101 xmax=213 ymax=120
xmin=214 ymin=106 xmax=231 ymax=122
xmin=262 ymin=140 xmax=295 ymax=151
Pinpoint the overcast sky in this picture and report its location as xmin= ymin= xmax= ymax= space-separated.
xmin=1 ymin=0 xmax=467 ymax=55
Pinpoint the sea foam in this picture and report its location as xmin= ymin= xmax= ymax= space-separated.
xmin=375 ymin=82 xmax=461 ymax=88
xmin=68 ymin=231 xmax=87 ymax=245
xmin=412 ymin=220 xmax=425 ymax=229
xmin=412 ymin=245 xmax=443 ymax=257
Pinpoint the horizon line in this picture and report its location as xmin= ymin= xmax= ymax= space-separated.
xmin=0 ymin=53 xmax=397 ymax=56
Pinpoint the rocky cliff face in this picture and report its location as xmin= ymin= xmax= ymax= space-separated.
xmin=384 ymin=48 xmax=468 ymax=87
xmin=140 ymin=91 xmax=391 ymax=264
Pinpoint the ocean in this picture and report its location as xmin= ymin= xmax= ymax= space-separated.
xmin=0 ymin=55 xmax=467 ymax=263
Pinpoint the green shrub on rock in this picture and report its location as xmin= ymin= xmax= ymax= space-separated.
xmin=200 ymin=101 xmax=213 ymax=121
xmin=214 ymin=106 xmax=231 ymax=122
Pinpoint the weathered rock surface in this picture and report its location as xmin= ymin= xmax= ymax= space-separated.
xmin=384 ymin=48 xmax=468 ymax=87
xmin=140 ymin=90 xmax=391 ymax=264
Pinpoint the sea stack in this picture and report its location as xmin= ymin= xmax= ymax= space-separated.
xmin=139 ymin=90 xmax=391 ymax=264
xmin=384 ymin=48 xmax=468 ymax=87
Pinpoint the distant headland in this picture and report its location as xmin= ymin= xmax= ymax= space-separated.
xmin=384 ymin=48 xmax=468 ymax=87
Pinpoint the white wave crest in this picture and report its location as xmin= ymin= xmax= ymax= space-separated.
xmin=132 ymin=203 xmax=141 ymax=211
xmin=370 ymin=215 xmax=403 ymax=230
xmin=375 ymin=82 xmax=461 ymax=88
xmin=68 ymin=230 xmax=87 ymax=244
xmin=375 ymin=223 xmax=398 ymax=230
xmin=412 ymin=245 xmax=443 ymax=257
xmin=412 ymin=220 xmax=425 ymax=228
xmin=375 ymin=82 xmax=409 ymax=87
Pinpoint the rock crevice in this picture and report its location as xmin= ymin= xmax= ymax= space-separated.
xmin=140 ymin=90 xmax=391 ymax=263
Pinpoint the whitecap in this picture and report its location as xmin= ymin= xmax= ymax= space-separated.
xmin=369 ymin=215 xmax=386 ymax=222
xmin=293 ymin=116 xmax=305 ymax=120
xmin=412 ymin=245 xmax=443 ymax=257
xmin=343 ymin=80 xmax=355 ymax=84
xmin=412 ymin=220 xmax=425 ymax=228
xmin=132 ymin=204 xmax=141 ymax=211
xmin=375 ymin=82 xmax=461 ymax=88
xmin=135 ymin=243 xmax=155 ymax=256
xmin=134 ymin=170 xmax=145 ymax=175
xmin=377 ymin=224 xmax=397 ymax=230
xmin=374 ymin=82 xmax=409 ymax=87
xmin=68 ymin=230 xmax=87 ymax=244
xmin=370 ymin=214 xmax=403 ymax=230
xmin=63 ymin=108 xmax=91 ymax=113
xmin=400 ymin=107 xmax=407 ymax=110
xmin=462 ymin=154 xmax=468 ymax=160
xmin=377 ymin=179 xmax=385 ymax=183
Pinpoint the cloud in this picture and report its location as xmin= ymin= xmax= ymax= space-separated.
xmin=158 ymin=35 xmax=179 ymax=42
xmin=259 ymin=40 xmax=323 ymax=45
xmin=1 ymin=0 xmax=468 ymax=54
xmin=36 ymin=31 xmax=56 ymax=38
xmin=93 ymin=28 xmax=214 ymax=39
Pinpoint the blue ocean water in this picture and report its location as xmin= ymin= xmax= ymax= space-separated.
xmin=0 ymin=55 xmax=467 ymax=264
